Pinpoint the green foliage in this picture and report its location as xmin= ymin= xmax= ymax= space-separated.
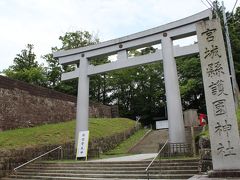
xmin=177 ymin=56 xmax=206 ymax=112
xmin=109 ymin=47 xmax=166 ymax=120
xmin=11 ymin=44 xmax=38 ymax=71
xmin=42 ymin=49 xmax=79 ymax=95
xmin=42 ymin=31 xmax=102 ymax=96
xmin=236 ymin=106 xmax=240 ymax=129
xmin=0 ymin=118 xmax=135 ymax=150
xmin=212 ymin=1 xmax=240 ymax=87
xmin=4 ymin=67 xmax=47 ymax=86
xmin=42 ymin=49 xmax=61 ymax=88
xmin=105 ymin=128 xmax=149 ymax=155
xmin=198 ymin=126 xmax=209 ymax=138
xmin=89 ymin=57 xmax=111 ymax=104
xmin=3 ymin=44 xmax=47 ymax=86
xmin=227 ymin=7 xmax=240 ymax=87
xmin=59 ymin=31 xmax=99 ymax=50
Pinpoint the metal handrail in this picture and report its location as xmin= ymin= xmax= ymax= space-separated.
xmin=14 ymin=146 xmax=62 ymax=172
xmin=145 ymin=139 xmax=168 ymax=180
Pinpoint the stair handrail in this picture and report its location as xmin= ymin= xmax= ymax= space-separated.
xmin=145 ymin=139 xmax=168 ymax=180
xmin=14 ymin=146 xmax=63 ymax=172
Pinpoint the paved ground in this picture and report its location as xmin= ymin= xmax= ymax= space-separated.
xmin=189 ymin=175 xmax=240 ymax=179
xmin=90 ymin=153 xmax=158 ymax=162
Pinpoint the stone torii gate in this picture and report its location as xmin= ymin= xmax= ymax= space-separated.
xmin=53 ymin=10 xmax=212 ymax=147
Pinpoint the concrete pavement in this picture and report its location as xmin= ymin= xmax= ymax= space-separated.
xmin=189 ymin=175 xmax=240 ymax=180
xmin=90 ymin=153 xmax=158 ymax=162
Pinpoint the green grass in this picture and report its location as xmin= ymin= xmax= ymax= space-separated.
xmin=104 ymin=128 xmax=149 ymax=155
xmin=237 ymin=106 xmax=240 ymax=129
xmin=0 ymin=118 xmax=135 ymax=150
xmin=198 ymin=126 xmax=209 ymax=138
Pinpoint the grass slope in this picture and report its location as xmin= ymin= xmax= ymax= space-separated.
xmin=0 ymin=118 xmax=135 ymax=150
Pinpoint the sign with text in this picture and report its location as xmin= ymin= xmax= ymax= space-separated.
xmin=76 ymin=131 xmax=89 ymax=159
xmin=197 ymin=19 xmax=240 ymax=170
xmin=156 ymin=120 xmax=168 ymax=129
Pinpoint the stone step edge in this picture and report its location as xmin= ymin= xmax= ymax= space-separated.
xmin=30 ymin=162 xmax=199 ymax=166
xmin=38 ymin=159 xmax=199 ymax=164
xmin=9 ymin=174 xmax=194 ymax=179
xmin=15 ymin=170 xmax=198 ymax=175
xmin=21 ymin=166 xmax=199 ymax=170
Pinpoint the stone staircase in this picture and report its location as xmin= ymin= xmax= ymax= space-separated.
xmin=2 ymin=158 xmax=199 ymax=179
xmin=129 ymin=129 xmax=168 ymax=154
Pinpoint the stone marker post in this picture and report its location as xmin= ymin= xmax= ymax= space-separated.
xmin=197 ymin=19 xmax=240 ymax=176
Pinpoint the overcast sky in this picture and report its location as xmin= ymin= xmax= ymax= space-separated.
xmin=0 ymin=0 xmax=239 ymax=71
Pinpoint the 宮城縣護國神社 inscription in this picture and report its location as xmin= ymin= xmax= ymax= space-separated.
xmin=197 ymin=18 xmax=240 ymax=170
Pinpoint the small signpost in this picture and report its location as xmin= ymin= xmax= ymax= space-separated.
xmin=76 ymin=131 xmax=89 ymax=160
xmin=197 ymin=18 xmax=240 ymax=175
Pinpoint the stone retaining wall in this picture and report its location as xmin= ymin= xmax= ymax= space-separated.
xmin=198 ymin=137 xmax=213 ymax=172
xmin=0 ymin=125 xmax=140 ymax=178
xmin=0 ymin=75 xmax=117 ymax=131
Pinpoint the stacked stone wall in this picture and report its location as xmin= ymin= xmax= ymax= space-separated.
xmin=0 ymin=75 xmax=117 ymax=131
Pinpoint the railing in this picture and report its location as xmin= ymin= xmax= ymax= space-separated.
xmin=145 ymin=141 xmax=194 ymax=179
xmin=14 ymin=146 xmax=63 ymax=172
xmin=160 ymin=143 xmax=193 ymax=158
xmin=145 ymin=139 xmax=168 ymax=180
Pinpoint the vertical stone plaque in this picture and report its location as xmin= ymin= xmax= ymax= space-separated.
xmin=197 ymin=19 xmax=240 ymax=170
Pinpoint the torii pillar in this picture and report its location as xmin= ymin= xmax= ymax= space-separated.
xmin=75 ymin=57 xmax=89 ymax=146
xmin=162 ymin=33 xmax=186 ymax=144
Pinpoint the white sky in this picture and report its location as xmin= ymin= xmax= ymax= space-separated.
xmin=0 ymin=0 xmax=239 ymax=71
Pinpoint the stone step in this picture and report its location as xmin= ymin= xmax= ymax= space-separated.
xmin=22 ymin=165 xmax=198 ymax=171
xmin=1 ymin=177 xmax=182 ymax=180
xmin=37 ymin=159 xmax=199 ymax=164
xmin=6 ymin=173 xmax=194 ymax=179
xmin=2 ymin=178 xmax=158 ymax=180
xmin=129 ymin=130 xmax=169 ymax=154
xmin=3 ymin=158 xmax=199 ymax=179
xmin=16 ymin=169 xmax=198 ymax=174
xmin=29 ymin=162 xmax=198 ymax=168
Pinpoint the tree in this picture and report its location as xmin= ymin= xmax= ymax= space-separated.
xmin=211 ymin=1 xmax=240 ymax=88
xmin=43 ymin=31 xmax=109 ymax=97
xmin=3 ymin=44 xmax=47 ymax=86
xmin=58 ymin=31 xmax=112 ymax=98
xmin=11 ymin=44 xmax=38 ymax=70
xmin=59 ymin=31 xmax=99 ymax=50
xmin=227 ymin=7 xmax=240 ymax=87
xmin=42 ymin=47 xmax=61 ymax=88
xmin=177 ymin=55 xmax=206 ymax=112
xmin=109 ymin=47 xmax=166 ymax=123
